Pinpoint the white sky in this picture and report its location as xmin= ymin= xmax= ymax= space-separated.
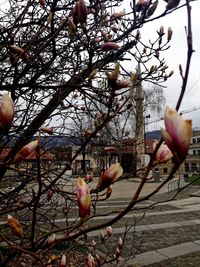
xmin=140 ymin=0 xmax=200 ymax=130
xmin=1 ymin=0 xmax=199 ymax=131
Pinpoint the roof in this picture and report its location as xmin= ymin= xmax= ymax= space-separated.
xmin=0 ymin=148 xmax=55 ymax=161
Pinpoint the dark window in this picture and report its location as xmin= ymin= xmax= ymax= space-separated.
xmin=191 ymin=162 xmax=197 ymax=171
xmin=185 ymin=162 xmax=189 ymax=172
xmin=197 ymin=138 xmax=200 ymax=143
xmin=163 ymin=168 xmax=168 ymax=174
xmin=198 ymin=150 xmax=200 ymax=156
xmin=193 ymin=150 xmax=196 ymax=155
xmin=192 ymin=138 xmax=196 ymax=143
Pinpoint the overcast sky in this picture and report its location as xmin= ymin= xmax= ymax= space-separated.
xmin=140 ymin=0 xmax=200 ymax=130
xmin=1 ymin=0 xmax=199 ymax=131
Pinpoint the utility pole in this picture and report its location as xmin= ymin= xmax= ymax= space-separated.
xmin=133 ymin=65 xmax=145 ymax=175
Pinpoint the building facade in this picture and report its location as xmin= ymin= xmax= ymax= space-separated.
xmin=185 ymin=128 xmax=200 ymax=175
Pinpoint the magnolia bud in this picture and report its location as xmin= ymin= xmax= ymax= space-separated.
xmin=159 ymin=26 xmax=164 ymax=35
xmin=59 ymin=254 xmax=66 ymax=267
xmin=100 ymin=230 xmax=105 ymax=242
xmin=47 ymin=191 xmax=54 ymax=201
xmin=117 ymin=237 xmax=123 ymax=249
xmin=106 ymin=226 xmax=113 ymax=236
xmin=47 ymin=234 xmax=56 ymax=246
xmin=86 ymin=254 xmax=95 ymax=267
xmin=95 ymin=254 xmax=101 ymax=265
xmin=14 ymin=140 xmax=39 ymax=162
xmin=101 ymin=42 xmax=120 ymax=51
xmin=161 ymin=107 xmax=192 ymax=161
xmin=0 ymin=94 xmax=14 ymax=130
xmin=77 ymin=178 xmax=91 ymax=219
xmin=91 ymin=240 xmax=96 ymax=248
xmin=7 ymin=215 xmax=23 ymax=238
xmin=39 ymin=0 xmax=45 ymax=7
xmin=167 ymin=27 xmax=173 ymax=42
xmin=40 ymin=127 xmax=53 ymax=135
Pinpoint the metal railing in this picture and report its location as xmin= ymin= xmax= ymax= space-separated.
xmin=168 ymin=177 xmax=191 ymax=192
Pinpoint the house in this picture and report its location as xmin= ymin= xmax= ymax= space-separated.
xmin=185 ymin=127 xmax=200 ymax=175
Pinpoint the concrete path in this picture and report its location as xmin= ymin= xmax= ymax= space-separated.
xmin=86 ymin=187 xmax=200 ymax=267
xmin=126 ymin=240 xmax=200 ymax=266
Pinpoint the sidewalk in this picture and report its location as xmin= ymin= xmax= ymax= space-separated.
xmin=89 ymin=177 xmax=171 ymax=199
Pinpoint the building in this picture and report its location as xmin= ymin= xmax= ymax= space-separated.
xmin=185 ymin=127 xmax=200 ymax=175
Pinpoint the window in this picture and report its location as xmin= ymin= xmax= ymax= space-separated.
xmin=198 ymin=150 xmax=200 ymax=156
xmin=163 ymin=168 xmax=168 ymax=174
xmin=191 ymin=162 xmax=197 ymax=172
xmin=185 ymin=162 xmax=189 ymax=172
xmin=198 ymin=138 xmax=200 ymax=143
xmin=192 ymin=138 xmax=196 ymax=144
xmin=193 ymin=150 xmax=196 ymax=155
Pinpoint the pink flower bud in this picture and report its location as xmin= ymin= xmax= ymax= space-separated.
xmin=135 ymin=0 xmax=150 ymax=12
xmin=117 ymin=237 xmax=123 ymax=249
xmin=115 ymin=246 xmax=121 ymax=258
xmin=0 ymin=94 xmax=14 ymax=130
xmin=116 ymin=80 xmax=132 ymax=89
xmin=167 ymin=27 xmax=173 ymax=42
xmin=47 ymin=191 xmax=54 ymax=201
xmin=100 ymin=230 xmax=105 ymax=242
xmin=106 ymin=226 xmax=113 ymax=236
xmin=59 ymin=254 xmax=66 ymax=267
xmin=47 ymin=234 xmax=56 ymax=246
xmin=95 ymin=254 xmax=100 ymax=264
xmin=103 ymin=146 xmax=117 ymax=152
xmin=91 ymin=240 xmax=96 ymax=248
xmin=166 ymin=0 xmax=180 ymax=11
xmin=73 ymin=0 xmax=88 ymax=25
xmin=40 ymin=127 xmax=53 ymax=135
xmin=67 ymin=17 xmax=77 ymax=37
xmin=7 ymin=214 xmax=23 ymax=238
xmin=39 ymin=0 xmax=45 ymax=7
xmin=101 ymin=42 xmax=120 ymax=51
xmin=161 ymin=107 xmax=192 ymax=160
xmin=84 ymin=129 xmax=93 ymax=138
xmin=14 ymin=140 xmax=39 ymax=162
xmin=97 ymin=163 xmax=123 ymax=190
xmin=86 ymin=254 xmax=95 ymax=267
xmin=9 ymin=45 xmax=28 ymax=60
xmin=77 ymin=178 xmax=90 ymax=219
xmin=111 ymin=11 xmax=125 ymax=20
xmin=153 ymin=142 xmax=173 ymax=163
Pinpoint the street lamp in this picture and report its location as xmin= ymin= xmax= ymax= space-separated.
xmin=144 ymin=114 xmax=151 ymax=153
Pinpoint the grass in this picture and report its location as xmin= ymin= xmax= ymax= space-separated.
xmin=188 ymin=175 xmax=200 ymax=185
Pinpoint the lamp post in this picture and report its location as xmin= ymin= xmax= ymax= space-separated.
xmin=144 ymin=114 xmax=151 ymax=153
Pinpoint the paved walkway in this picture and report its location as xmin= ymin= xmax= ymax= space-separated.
xmin=86 ymin=185 xmax=200 ymax=267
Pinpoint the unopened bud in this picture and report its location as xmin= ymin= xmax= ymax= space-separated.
xmin=179 ymin=64 xmax=183 ymax=75
xmin=91 ymin=240 xmax=96 ymax=248
xmin=39 ymin=0 xmax=45 ymax=7
xmin=106 ymin=226 xmax=113 ymax=236
xmin=59 ymin=254 xmax=66 ymax=267
xmin=95 ymin=254 xmax=101 ymax=264
xmin=101 ymin=42 xmax=120 ymax=51
xmin=86 ymin=254 xmax=95 ymax=267
xmin=117 ymin=237 xmax=123 ymax=249
xmin=167 ymin=27 xmax=173 ymax=42
xmin=100 ymin=230 xmax=105 ymax=242
xmin=159 ymin=26 xmax=164 ymax=35
xmin=47 ymin=234 xmax=56 ymax=245
xmin=168 ymin=70 xmax=174 ymax=77
xmin=40 ymin=127 xmax=53 ymax=135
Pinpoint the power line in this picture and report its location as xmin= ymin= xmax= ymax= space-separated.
xmin=146 ymin=105 xmax=200 ymax=125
